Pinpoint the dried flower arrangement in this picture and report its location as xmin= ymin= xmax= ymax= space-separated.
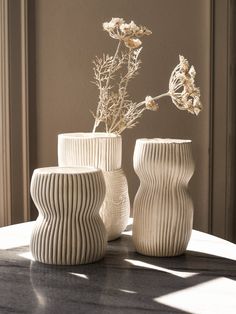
xmin=92 ymin=18 xmax=202 ymax=134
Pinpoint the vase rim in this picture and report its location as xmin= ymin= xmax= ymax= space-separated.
xmin=58 ymin=132 xmax=121 ymax=139
xmin=33 ymin=166 xmax=101 ymax=175
xmin=136 ymin=138 xmax=192 ymax=144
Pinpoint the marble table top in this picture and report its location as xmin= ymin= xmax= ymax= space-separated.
xmin=0 ymin=219 xmax=236 ymax=314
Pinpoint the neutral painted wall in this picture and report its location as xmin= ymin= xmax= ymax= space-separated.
xmin=30 ymin=0 xmax=211 ymax=232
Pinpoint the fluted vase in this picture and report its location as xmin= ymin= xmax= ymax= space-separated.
xmin=133 ymin=138 xmax=194 ymax=256
xmin=30 ymin=167 xmax=107 ymax=265
xmin=58 ymin=132 xmax=130 ymax=241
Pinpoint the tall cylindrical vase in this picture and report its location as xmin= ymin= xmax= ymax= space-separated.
xmin=133 ymin=138 xmax=194 ymax=256
xmin=58 ymin=132 xmax=130 ymax=241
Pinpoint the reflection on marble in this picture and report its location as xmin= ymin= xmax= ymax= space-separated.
xmin=0 ymin=220 xmax=236 ymax=313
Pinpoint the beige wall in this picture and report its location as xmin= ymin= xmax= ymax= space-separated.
xmin=30 ymin=0 xmax=211 ymax=232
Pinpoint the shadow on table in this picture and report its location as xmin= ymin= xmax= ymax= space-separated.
xmin=28 ymin=233 xmax=236 ymax=314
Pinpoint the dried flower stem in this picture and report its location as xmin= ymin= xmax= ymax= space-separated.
xmin=106 ymin=41 xmax=121 ymax=89
xmin=136 ymin=92 xmax=170 ymax=108
xmin=91 ymin=18 xmax=202 ymax=134
xmin=92 ymin=40 xmax=122 ymax=132
xmin=111 ymin=92 xmax=170 ymax=134
xmin=109 ymin=48 xmax=132 ymax=132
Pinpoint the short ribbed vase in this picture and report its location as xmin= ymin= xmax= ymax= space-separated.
xmin=58 ymin=133 xmax=130 ymax=241
xmin=133 ymin=139 xmax=194 ymax=257
xmin=30 ymin=167 xmax=107 ymax=265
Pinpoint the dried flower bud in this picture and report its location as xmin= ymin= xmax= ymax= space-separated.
xmin=193 ymin=107 xmax=201 ymax=115
xmin=109 ymin=17 xmax=124 ymax=27
xmin=135 ymin=29 xmax=144 ymax=36
xmin=143 ymin=27 xmax=152 ymax=36
xmin=191 ymin=87 xmax=200 ymax=98
xmin=103 ymin=22 xmax=112 ymax=32
xmin=189 ymin=65 xmax=196 ymax=78
xmin=129 ymin=21 xmax=139 ymax=32
xmin=119 ymin=23 xmax=130 ymax=33
xmin=193 ymin=97 xmax=202 ymax=115
xmin=176 ymin=72 xmax=185 ymax=83
xmin=135 ymin=26 xmax=152 ymax=37
xmin=124 ymin=38 xmax=142 ymax=49
xmin=145 ymin=96 xmax=159 ymax=111
xmin=184 ymin=83 xmax=194 ymax=95
xmin=179 ymin=55 xmax=189 ymax=73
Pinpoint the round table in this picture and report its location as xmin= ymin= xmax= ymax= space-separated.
xmin=0 ymin=219 xmax=236 ymax=314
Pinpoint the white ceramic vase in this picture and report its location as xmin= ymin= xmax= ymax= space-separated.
xmin=58 ymin=132 xmax=130 ymax=241
xmin=133 ymin=138 xmax=194 ymax=257
xmin=30 ymin=167 xmax=107 ymax=265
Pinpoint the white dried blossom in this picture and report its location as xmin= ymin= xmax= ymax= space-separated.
xmin=103 ymin=17 xmax=152 ymax=42
xmin=103 ymin=18 xmax=125 ymax=40
xmin=120 ymin=21 xmax=139 ymax=33
xmin=103 ymin=17 xmax=124 ymax=31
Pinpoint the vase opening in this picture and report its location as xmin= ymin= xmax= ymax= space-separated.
xmin=34 ymin=166 xmax=99 ymax=175
xmin=137 ymin=138 xmax=192 ymax=144
xmin=59 ymin=132 xmax=120 ymax=139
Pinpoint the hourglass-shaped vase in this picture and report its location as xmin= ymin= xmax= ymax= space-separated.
xmin=30 ymin=167 xmax=107 ymax=265
xmin=133 ymin=139 xmax=195 ymax=257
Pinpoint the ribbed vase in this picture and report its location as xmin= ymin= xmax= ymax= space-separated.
xmin=100 ymin=169 xmax=130 ymax=241
xmin=133 ymin=138 xmax=194 ymax=257
xmin=58 ymin=133 xmax=130 ymax=241
xmin=30 ymin=167 xmax=107 ymax=265
xmin=58 ymin=132 xmax=121 ymax=171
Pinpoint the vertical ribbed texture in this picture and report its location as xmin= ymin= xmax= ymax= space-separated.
xmin=133 ymin=139 xmax=194 ymax=257
xmin=30 ymin=168 xmax=107 ymax=265
xmin=58 ymin=133 xmax=122 ymax=171
xmin=101 ymin=170 xmax=130 ymax=241
xmin=57 ymin=133 xmax=130 ymax=240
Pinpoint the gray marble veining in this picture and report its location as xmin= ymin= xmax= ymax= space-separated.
xmin=0 ymin=221 xmax=236 ymax=314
